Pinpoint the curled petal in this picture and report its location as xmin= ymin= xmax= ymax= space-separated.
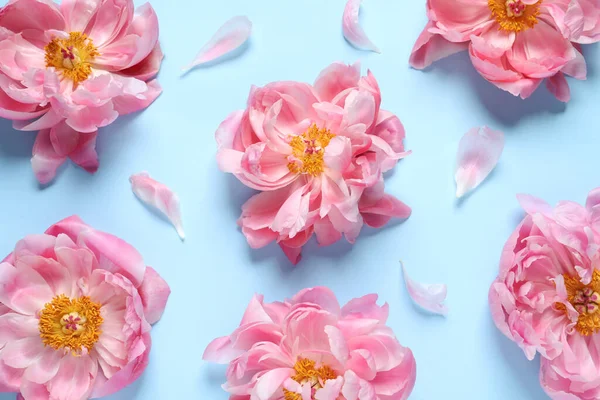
xmin=342 ymin=0 xmax=381 ymax=53
xmin=546 ymin=73 xmax=570 ymax=103
xmin=401 ymin=262 xmax=448 ymax=316
xmin=129 ymin=172 xmax=185 ymax=240
xmin=454 ymin=126 xmax=504 ymax=198
xmin=182 ymin=16 xmax=252 ymax=72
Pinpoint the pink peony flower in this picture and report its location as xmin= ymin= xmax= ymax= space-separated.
xmin=0 ymin=0 xmax=164 ymax=183
xmin=409 ymin=0 xmax=599 ymax=102
xmin=489 ymin=189 xmax=600 ymax=399
xmin=216 ymin=62 xmax=411 ymax=264
xmin=203 ymin=287 xmax=416 ymax=400
xmin=0 ymin=216 xmax=170 ymax=400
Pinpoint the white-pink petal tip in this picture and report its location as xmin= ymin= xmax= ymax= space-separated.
xmin=130 ymin=172 xmax=185 ymax=240
xmin=342 ymin=0 xmax=381 ymax=53
xmin=401 ymin=262 xmax=448 ymax=316
xmin=182 ymin=16 xmax=252 ymax=72
xmin=454 ymin=126 xmax=504 ymax=198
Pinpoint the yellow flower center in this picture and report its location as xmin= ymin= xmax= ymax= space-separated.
xmin=488 ymin=0 xmax=541 ymax=32
xmin=287 ymin=125 xmax=336 ymax=177
xmin=38 ymin=295 xmax=103 ymax=353
xmin=44 ymin=32 xmax=99 ymax=85
xmin=283 ymin=358 xmax=338 ymax=400
xmin=555 ymin=270 xmax=600 ymax=336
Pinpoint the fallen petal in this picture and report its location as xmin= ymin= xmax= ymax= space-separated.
xmin=401 ymin=262 xmax=448 ymax=316
xmin=182 ymin=16 xmax=252 ymax=72
xmin=342 ymin=0 xmax=381 ymax=53
xmin=130 ymin=172 xmax=185 ymax=240
xmin=454 ymin=126 xmax=504 ymax=198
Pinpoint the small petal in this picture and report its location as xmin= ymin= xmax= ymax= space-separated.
xmin=401 ymin=262 xmax=448 ymax=316
xmin=342 ymin=0 xmax=381 ymax=53
xmin=182 ymin=16 xmax=252 ymax=72
xmin=454 ymin=126 xmax=504 ymax=198
xmin=546 ymin=73 xmax=570 ymax=103
xmin=130 ymin=172 xmax=185 ymax=240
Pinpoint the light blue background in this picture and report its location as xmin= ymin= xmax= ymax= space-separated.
xmin=0 ymin=0 xmax=599 ymax=398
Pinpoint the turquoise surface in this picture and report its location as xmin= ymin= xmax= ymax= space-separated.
xmin=1 ymin=0 xmax=599 ymax=398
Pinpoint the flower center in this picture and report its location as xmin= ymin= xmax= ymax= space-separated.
xmin=488 ymin=0 xmax=541 ymax=32
xmin=38 ymin=295 xmax=103 ymax=353
xmin=44 ymin=32 xmax=99 ymax=85
xmin=287 ymin=125 xmax=336 ymax=177
xmin=555 ymin=270 xmax=600 ymax=336
xmin=283 ymin=358 xmax=338 ymax=400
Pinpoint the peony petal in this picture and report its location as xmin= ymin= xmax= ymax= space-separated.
xmin=546 ymin=73 xmax=570 ymax=103
xmin=252 ymin=368 xmax=292 ymax=399
xmin=182 ymin=16 xmax=252 ymax=72
xmin=31 ymin=129 xmax=67 ymax=185
xmin=342 ymin=0 xmax=381 ymax=53
xmin=454 ymin=126 xmax=504 ymax=198
xmin=409 ymin=21 xmax=469 ymax=69
xmin=401 ymin=262 xmax=448 ymax=316
xmin=130 ymin=172 xmax=185 ymax=240
xmin=138 ymin=266 xmax=170 ymax=325
xmin=517 ymin=193 xmax=553 ymax=217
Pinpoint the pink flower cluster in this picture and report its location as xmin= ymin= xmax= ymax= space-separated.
xmin=0 ymin=216 xmax=170 ymax=399
xmin=489 ymin=188 xmax=600 ymax=398
xmin=410 ymin=0 xmax=600 ymax=101
xmin=216 ymin=62 xmax=411 ymax=264
xmin=203 ymin=287 xmax=416 ymax=400
xmin=0 ymin=0 xmax=163 ymax=183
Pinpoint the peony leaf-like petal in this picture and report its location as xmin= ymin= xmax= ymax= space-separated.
xmin=454 ymin=126 xmax=504 ymax=198
xmin=130 ymin=172 xmax=185 ymax=240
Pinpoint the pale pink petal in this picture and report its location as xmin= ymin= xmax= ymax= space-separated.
xmin=342 ymin=0 xmax=381 ymax=53
xmin=454 ymin=126 xmax=504 ymax=198
xmin=182 ymin=16 xmax=252 ymax=72
xmin=315 ymin=376 xmax=344 ymax=400
xmin=409 ymin=21 xmax=469 ymax=69
xmin=252 ymin=368 xmax=292 ymax=399
xmin=401 ymin=262 xmax=448 ymax=316
xmin=138 ymin=266 xmax=170 ymax=325
xmin=517 ymin=193 xmax=553 ymax=217
xmin=587 ymin=187 xmax=600 ymax=210
xmin=325 ymin=325 xmax=349 ymax=364
xmin=31 ymin=129 xmax=67 ymax=185
xmin=546 ymin=73 xmax=571 ymax=103
xmin=129 ymin=172 xmax=185 ymax=240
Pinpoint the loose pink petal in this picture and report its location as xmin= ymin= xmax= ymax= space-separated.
xmin=129 ymin=172 xmax=185 ymax=240
xmin=342 ymin=0 xmax=381 ymax=53
xmin=454 ymin=126 xmax=504 ymax=198
xmin=401 ymin=262 xmax=448 ymax=316
xmin=182 ymin=16 xmax=252 ymax=72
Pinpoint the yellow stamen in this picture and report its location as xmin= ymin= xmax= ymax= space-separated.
xmin=488 ymin=0 xmax=541 ymax=32
xmin=44 ymin=32 xmax=99 ymax=85
xmin=287 ymin=125 xmax=336 ymax=177
xmin=39 ymin=295 xmax=103 ymax=353
xmin=283 ymin=358 xmax=338 ymax=400
xmin=555 ymin=270 xmax=600 ymax=336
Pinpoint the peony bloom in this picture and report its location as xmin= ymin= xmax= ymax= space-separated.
xmin=489 ymin=188 xmax=600 ymax=399
xmin=409 ymin=0 xmax=600 ymax=102
xmin=203 ymin=287 xmax=416 ymax=400
xmin=216 ymin=62 xmax=411 ymax=264
xmin=0 ymin=216 xmax=170 ymax=399
xmin=0 ymin=0 xmax=163 ymax=183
